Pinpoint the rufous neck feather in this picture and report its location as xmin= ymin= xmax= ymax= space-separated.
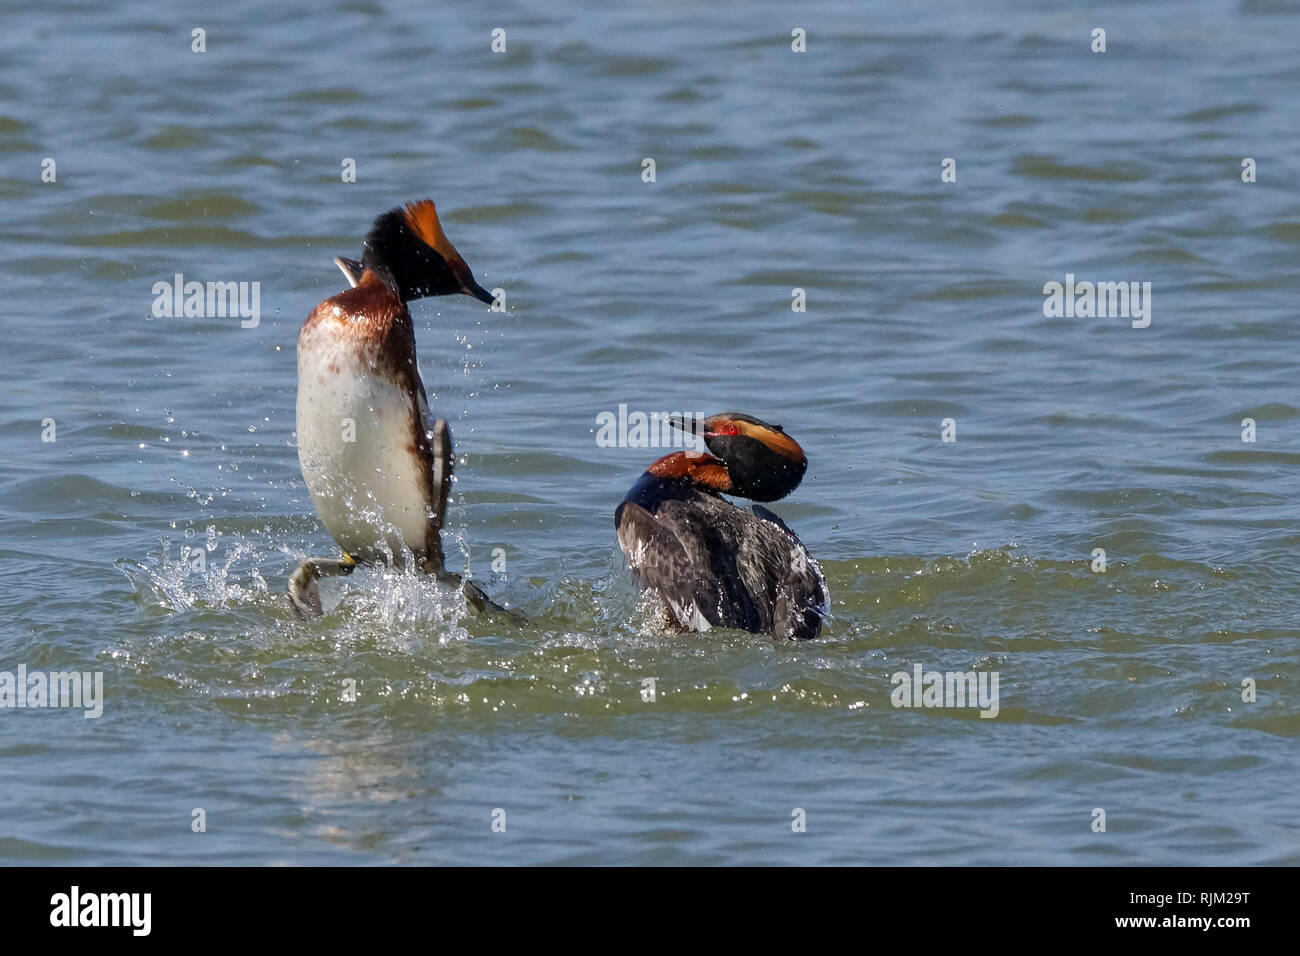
xmin=647 ymin=452 xmax=732 ymax=492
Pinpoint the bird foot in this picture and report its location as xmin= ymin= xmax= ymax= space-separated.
xmin=288 ymin=554 xmax=357 ymax=619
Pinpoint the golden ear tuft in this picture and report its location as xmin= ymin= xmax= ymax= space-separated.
xmin=402 ymin=199 xmax=461 ymax=262
xmin=737 ymin=420 xmax=804 ymax=461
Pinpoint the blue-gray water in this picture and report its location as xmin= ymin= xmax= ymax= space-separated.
xmin=2 ymin=0 xmax=1299 ymax=864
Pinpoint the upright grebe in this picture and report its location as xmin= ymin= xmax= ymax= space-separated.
xmin=615 ymin=412 xmax=828 ymax=640
xmin=290 ymin=199 xmax=508 ymax=619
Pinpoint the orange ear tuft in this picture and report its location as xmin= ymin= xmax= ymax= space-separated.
xmin=734 ymin=420 xmax=804 ymax=462
xmin=402 ymin=200 xmax=462 ymax=263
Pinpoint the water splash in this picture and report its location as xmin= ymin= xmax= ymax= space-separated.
xmin=115 ymin=529 xmax=268 ymax=611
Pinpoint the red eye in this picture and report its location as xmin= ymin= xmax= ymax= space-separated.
xmin=713 ymin=423 xmax=739 ymax=436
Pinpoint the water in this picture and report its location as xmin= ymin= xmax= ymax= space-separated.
xmin=2 ymin=0 xmax=1299 ymax=864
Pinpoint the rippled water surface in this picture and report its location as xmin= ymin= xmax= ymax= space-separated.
xmin=2 ymin=0 xmax=1299 ymax=864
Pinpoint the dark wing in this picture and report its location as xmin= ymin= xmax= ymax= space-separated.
xmin=406 ymin=367 xmax=451 ymax=570
xmin=751 ymin=505 xmax=828 ymax=640
xmin=616 ymin=498 xmax=764 ymax=633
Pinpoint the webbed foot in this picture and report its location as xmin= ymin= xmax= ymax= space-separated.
xmin=289 ymin=553 xmax=357 ymax=619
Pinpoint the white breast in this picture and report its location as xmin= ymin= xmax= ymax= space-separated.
xmin=296 ymin=322 xmax=432 ymax=562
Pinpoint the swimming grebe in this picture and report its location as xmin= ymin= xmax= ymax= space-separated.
xmin=615 ymin=412 xmax=828 ymax=640
xmin=290 ymin=199 xmax=507 ymax=619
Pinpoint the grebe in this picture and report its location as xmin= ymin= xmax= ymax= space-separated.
xmin=615 ymin=412 xmax=828 ymax=640
xmin=290 ymin=199 xmax=509 ymax=619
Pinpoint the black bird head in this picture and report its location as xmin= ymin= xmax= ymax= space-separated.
xmin=669 ymin=412 xmax=808 ymax=502
xmin=356 ymin=200 xmax=494 ymax=304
